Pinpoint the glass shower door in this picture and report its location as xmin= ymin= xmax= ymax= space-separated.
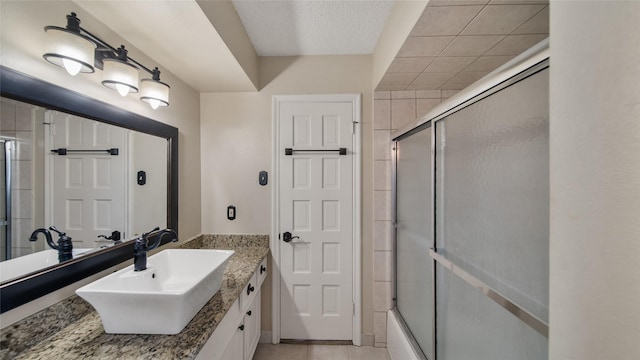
xmin=395 ymin=125 xmax=433 ymax=359
xmin=434 ymin=67 xmax=549 ymax=359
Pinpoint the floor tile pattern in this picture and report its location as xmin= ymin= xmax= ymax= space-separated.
xmin=253 ymin=344 xmax=391 ymax=360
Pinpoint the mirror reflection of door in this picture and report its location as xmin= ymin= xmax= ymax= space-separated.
xmin=46 ymin=111 xmax=128 ymax=249
xmin=1 ymin=95 xmax=168 ymax=283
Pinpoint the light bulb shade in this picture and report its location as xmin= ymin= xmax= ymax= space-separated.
xmin=102 ymin=59 xmax=139 ymax=95
xmin=140 ymin=78 xmax=170 ymax=108
xmin=43 ymin=26 xmax=96 ymax=75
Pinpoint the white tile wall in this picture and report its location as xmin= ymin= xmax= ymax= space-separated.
xmin=1 ymin=98 xmax=36 ymax=258
xmin=391 ymin=99 xmax=416 ymax=130
xmin=371 ymin=90 xmax=449 ymax=345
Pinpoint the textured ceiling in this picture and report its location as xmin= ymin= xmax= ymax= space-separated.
xmin=377 ymin=0 xmax=549 ymax=91
xmin=231 ymin=0 xmax=394 ymax=56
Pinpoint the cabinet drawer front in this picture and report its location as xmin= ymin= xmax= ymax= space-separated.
xmin=240 ymin=272 xmax=258 ymax=310
xmin=257 ymin=257 xmax=268 ymax=287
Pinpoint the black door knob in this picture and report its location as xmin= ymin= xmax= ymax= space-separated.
xmin=282 ymin=231 xmax=299 ymax=243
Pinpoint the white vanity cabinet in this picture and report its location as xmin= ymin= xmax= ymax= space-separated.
xmin=197 ymin=257 xmax=268 ymax=360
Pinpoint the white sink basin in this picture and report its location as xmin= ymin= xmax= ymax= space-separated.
xmin=76 ymin=249 xmax=235 ymax=334
xmin=0 ymin=248 xmax=92 ymax=283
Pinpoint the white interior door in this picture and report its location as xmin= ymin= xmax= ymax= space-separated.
xmin=47 ymin=111 xmax=127 ymax=248
xmin=278 ymin=100 xmax=354 ymax=340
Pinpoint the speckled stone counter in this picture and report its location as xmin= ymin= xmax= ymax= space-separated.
xmin=1 ymin=234 xmax=269 ymax=360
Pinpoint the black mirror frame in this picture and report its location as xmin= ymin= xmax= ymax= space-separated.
xmin=0 ymin=66 xmax=179 ymax=313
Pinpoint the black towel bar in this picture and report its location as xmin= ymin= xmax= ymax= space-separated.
xmin=285 ymin=148 xmax=347 ymax=156
xmin=51 ymin=148 xmax=119 ymax=156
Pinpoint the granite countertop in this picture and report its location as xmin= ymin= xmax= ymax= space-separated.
xmin=7 ymin=234 xmax=269 ymax=360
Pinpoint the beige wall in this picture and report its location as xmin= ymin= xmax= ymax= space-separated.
xmin=0 ymin=1 xmax=202 ymax=240
xmin=549 ymin=2 xmax=640 ymax=359
xmin=200 ymin=55 xmax=375 ymax=338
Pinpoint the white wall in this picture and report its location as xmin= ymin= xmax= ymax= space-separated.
xmin=549 ymin=2 xmax=640 ymax=359
xmin=200 ymin=54 xmax=375 ymax=337
xmin=0 ymin=1 xmax=202 ymax=240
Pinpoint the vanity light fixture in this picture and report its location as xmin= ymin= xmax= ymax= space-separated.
xmin=43 ymin=12 xmax=170 ymax=108
xmin=140 ymin=67 xmax=170 ymax=109
xmin=101 ymin=46 xmax=139 ymax=97
xmin=43 ymin=13 xmax=96 ymax=76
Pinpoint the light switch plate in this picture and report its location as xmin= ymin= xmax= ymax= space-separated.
xmin=227 ymin=205 xmax=236 ymax=220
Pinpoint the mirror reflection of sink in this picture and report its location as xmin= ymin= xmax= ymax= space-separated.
xmin=76 ymin=249 xmax=235 ymax=334
xmin=0 ymin=248 xmax=92 ymax=283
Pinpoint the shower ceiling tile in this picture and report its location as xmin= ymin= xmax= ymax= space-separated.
xmin=464 ymin=55 xmax=515 ymax=72
xmin=489 ymin=0 xmax=549 ymax=4
xmin=410 ymin=6 xmax=484 ymax=36
xmin=428 ymin=0 xmax=490 ymax=6
xmin=440 ymin=35 xmax=505 ymax=56
xmin=412 ymin=72 xmax=457 ymax=88
xmin=461 ymin=4 xmax=546 ymax=35
xmin=376 ymin=0 xmax=549 ymax=92
xmin=513 ymin=6 xmax=549 ymax=34
xmin=485 ymin=34 xmax=547 ymax=55
xmin=387 ymin=57 xmax=434 ymax=73
xmin=380 ymin=73 xmax=421 ymax=86
xmin=441 ymin=71 xmax=486 ymax=89
xmin=397 ymin=36 xmax=456 ymax=57
xmin=424 ymin=56 xmax=478 ymax=73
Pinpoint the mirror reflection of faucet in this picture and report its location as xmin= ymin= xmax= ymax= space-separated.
xmin=134 ymin=227 xmax=178 ymax=271
xmin=29 ymin=226 xmax=74 ymax=262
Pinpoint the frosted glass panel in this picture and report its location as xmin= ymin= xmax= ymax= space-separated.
xmin=435 ymin=69 xmax=549 ymax=321
xmin=436 ymin=263 xmax=547 ymax=360
xmin=396 ymin=126 xmax=433 ymax=359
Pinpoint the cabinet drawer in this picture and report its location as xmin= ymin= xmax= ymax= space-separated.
xmin=240 ymin=272 xmax=258 ymax=310
xmin=257 ymin=257 xmax=268 ymax=287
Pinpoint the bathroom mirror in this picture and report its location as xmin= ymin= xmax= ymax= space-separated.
xmin=0 ymin=66 xmax=178 ymax=313
xmin=1 ymin=99 xmax=168 ymax=282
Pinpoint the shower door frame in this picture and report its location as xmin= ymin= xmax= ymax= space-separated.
xmin=1 ymin=140 xmax=13 ymax=260
xmin=391 ymin=39 xmax=551 ymax=359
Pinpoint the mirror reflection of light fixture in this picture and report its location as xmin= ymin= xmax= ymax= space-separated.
xmin=101 ymin=46 xmax=139 ymax=97
xmin=43 ymin=12 xmax=170 ymax=108
xmin=43 ymin=13 xmax=96 ymax=76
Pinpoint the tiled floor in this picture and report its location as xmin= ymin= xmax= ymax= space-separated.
xmin=253 ymin=344 xmax=391 ymax=360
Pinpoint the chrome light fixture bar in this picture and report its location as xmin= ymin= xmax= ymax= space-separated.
xmin=43 ymin=12 xmax=170 ymax=109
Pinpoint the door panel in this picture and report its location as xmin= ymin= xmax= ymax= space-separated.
xmin=279 ymin=101 xmax=353 ymax=340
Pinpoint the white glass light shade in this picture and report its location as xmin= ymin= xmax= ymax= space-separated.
xmin=140 ymin=79 xmax=170 ymax=108
xmin=43 ymin=27 xmax=96 ymax=75
xmin=102 ymin=59 xmax=139 ymax=96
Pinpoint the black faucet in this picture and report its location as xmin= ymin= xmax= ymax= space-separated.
xmin=29 ymin=226 xmax=74 ymax=262
xmin=133 ymin=227 xmax=178 ymax=271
